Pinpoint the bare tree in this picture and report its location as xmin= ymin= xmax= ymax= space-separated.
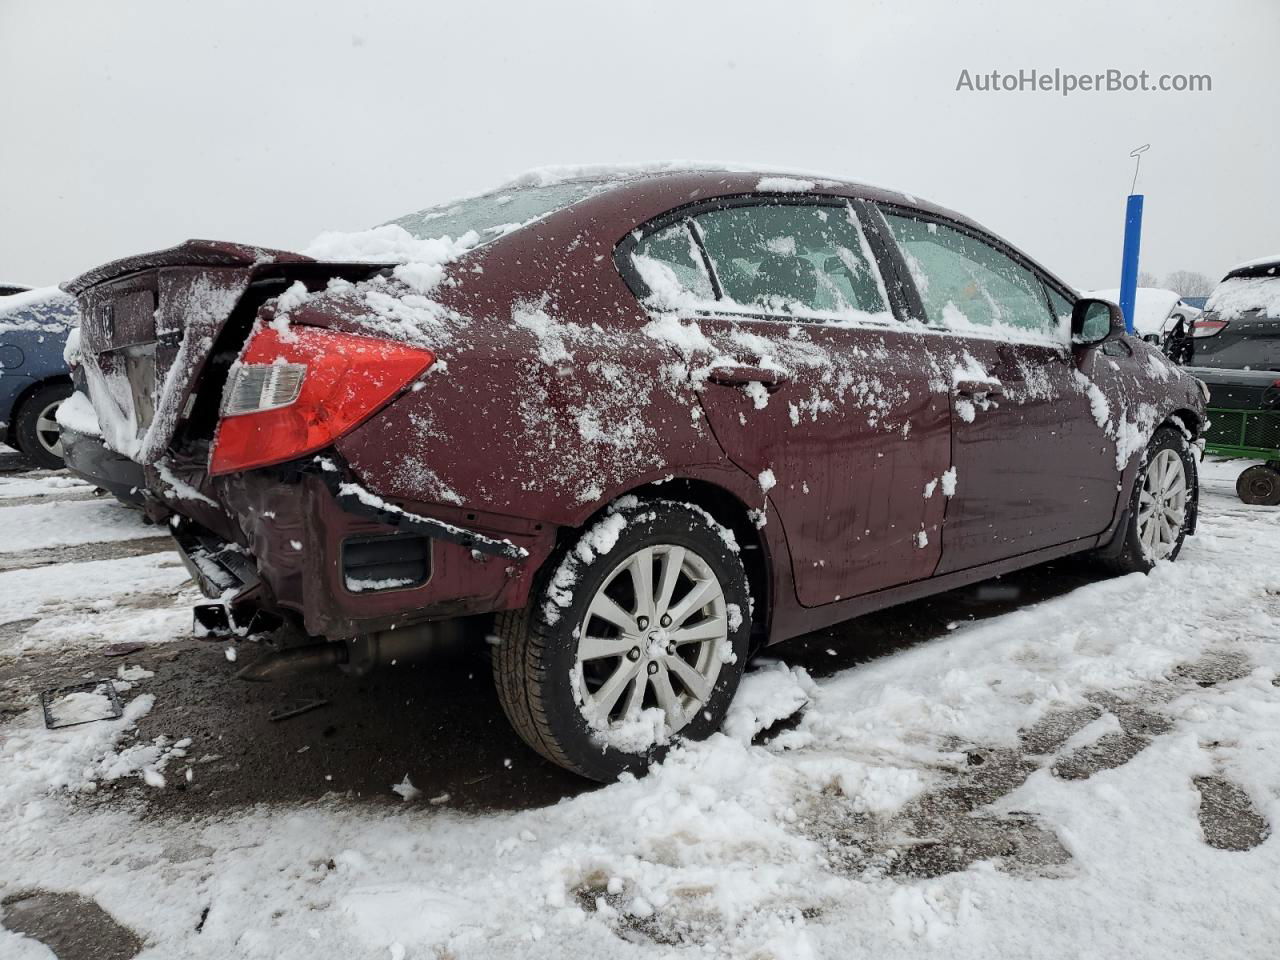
xmin=1164 ymin=270 xmax=1215 ymax=298
xmin=1138 ymin=270 xmax=1160 ymax=287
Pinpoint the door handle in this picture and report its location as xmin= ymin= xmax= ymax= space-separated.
xmin=954 ymin=380 xmax=1003 ymax=398
xmin=707 ymin=366 xmax=792 ymax=392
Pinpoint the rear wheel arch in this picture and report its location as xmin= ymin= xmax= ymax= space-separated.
xmin=555 ymin=478 xmax=772 ymax=652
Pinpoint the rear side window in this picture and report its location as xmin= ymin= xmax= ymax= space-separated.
xmin=883 ymin=213 xmax=1062 ymax=340
xmin=693 ymin=204 xmax=888 ymax=317
xmin=630 ymin=222 xmax=715 ymax=308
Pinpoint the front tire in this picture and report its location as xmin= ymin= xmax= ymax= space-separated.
xmin=14 ymin=381 xmax=73 ymax=469
xmin=493 ymin=499 xmax=752 ymax=781
xmin=1100 ymin=425 xmax=1198 ymax=574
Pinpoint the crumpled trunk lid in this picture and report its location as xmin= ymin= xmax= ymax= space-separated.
xmin=66 ymin=239 xmax=386 ymax=465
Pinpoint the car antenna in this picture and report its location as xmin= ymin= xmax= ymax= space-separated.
xmin=1129 ymin=143 xmax=1151 ymax=195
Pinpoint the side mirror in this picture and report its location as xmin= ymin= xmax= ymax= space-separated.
xmin=1071 ymin=297 xmax=1125 ymax=347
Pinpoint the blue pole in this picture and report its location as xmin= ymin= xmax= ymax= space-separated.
xmin=1118 ymin=194 xmax=1144 ymax=334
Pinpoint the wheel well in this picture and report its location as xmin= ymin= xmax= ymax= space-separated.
xmin=5 ymin=375 xmax=71 ymax=446
xmin=1168 ymin=408 xmax=1201 ymax=438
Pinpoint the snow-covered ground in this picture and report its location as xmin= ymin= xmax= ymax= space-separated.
xmin=1 ymin=456 xmax=1278 ymax=959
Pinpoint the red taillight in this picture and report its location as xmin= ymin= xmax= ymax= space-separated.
xmin=1192 ymin=319 xmax=1228 ymax=338
xmin=209 ymin=325 xmax=434 ymax=476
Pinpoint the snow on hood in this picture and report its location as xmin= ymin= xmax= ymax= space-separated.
xmin=1085 ymin=287 xmax=1183 ymax=335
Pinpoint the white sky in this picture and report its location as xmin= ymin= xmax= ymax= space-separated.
xmin=1 ymin=0 xmax=1276 ymax=290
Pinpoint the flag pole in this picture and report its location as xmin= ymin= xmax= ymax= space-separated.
xmin=1118 ymin=144 xmax=1150 ymax=334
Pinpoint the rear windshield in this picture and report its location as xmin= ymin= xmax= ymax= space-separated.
xmin=1204 ymin=275 xmax=1280 ymax=320
xmin=386 ymin=181 xmax=605 ymax=243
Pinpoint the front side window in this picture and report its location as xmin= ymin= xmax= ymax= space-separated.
xmin=883 ymin=213 xmax=1061 ymax=340
xmin=692 ymin=203 xmax=889 ymax=317
xmin=1047 ymin=286 xmax=1074 ymax=327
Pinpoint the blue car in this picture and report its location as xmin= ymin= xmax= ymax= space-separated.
xmin=0 ymin=286 xmax=77 ymax=468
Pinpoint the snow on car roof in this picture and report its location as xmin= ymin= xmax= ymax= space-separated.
xmin=499 ymin=160 xmax=865 ymax=191
xmin=1227 ymin=253 xmax=1280 ymax=274
xmin=305 ymin=163 xmax=941 ymax=269
xmin=1084 ymin=286 xmax=1183 ymax=336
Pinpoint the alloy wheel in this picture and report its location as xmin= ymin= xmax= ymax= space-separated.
xmin=1136 ymin=448 xmax=1187 ymax=560
xmin=574 ymin=544 xmax=729 ymax=735
xmin=35 ymin=399 xmax=64 ymax=459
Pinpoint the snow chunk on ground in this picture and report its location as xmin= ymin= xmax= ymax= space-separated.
xmin=589 ymin=706 xmax=669 ymax=754
xmin=723 ymin=663 xmax=814 ymax=743
xmin=391 ymin=775 xmax=421 ymax=802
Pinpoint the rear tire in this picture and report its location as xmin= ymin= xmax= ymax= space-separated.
xmin=1099 ymin=425 xmax=1198 ymax=574
xmin=14 ymin=381 xmax=72 ymax=469
xmin=1236 ymin=464 xmax=1280 ymax=506
xmin=493 ymin=499 xmax=752 ymax=781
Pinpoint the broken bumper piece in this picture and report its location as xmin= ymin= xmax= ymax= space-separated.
xmin=166 ymin=454 xmax=549 ymax=641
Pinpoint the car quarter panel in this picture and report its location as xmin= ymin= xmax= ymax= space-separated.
xmin=332 ymin=192 xmax=731 ymax=528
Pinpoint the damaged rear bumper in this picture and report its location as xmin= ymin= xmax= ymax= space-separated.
xmin=164 ymin=456 xmax=552 ymax=640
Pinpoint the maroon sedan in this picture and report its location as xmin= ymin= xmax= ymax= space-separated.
xmin=68 ymin=168 xmax=1206 ymax=780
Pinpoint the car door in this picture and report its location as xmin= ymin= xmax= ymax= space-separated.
xmin=622 ymin=199 xmax=952 ymax=606
xmin=875 ymin=208 xmax=1121 ymax=573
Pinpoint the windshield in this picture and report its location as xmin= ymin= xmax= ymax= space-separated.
xmin=386 ymin=181 xmax=606 ymax=243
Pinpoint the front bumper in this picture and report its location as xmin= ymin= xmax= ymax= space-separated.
xmin=167 ymin=457 xmax=553 ymax=640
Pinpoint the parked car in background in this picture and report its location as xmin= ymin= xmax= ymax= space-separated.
xmin=0 ymin=283 xmax=31 ymax=297
xmin=0 ymin=286 xmax=76 ymax=467
xmin=69 ymin=167 xmax=1206 ymax=780
xmin=1085 ymin=286 xmax=1201 ymax=360
xmin=1180 ymin=255 xmax=1280 ymax=504
xmin=57 ymin=328 xmax=147 ymax=505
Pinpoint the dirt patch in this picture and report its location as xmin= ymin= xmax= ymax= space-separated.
xmin=1172 ymin=650 xmax=1253 ymax=688
xmin=1195 ymin=776 xmax=1271 ymax=851
xmin=1 ymin=889 xmax=144 ymax=960
xmin=799 ymin=741 xmax=1070 ymax=883
xmin=1052 ymin=732 xmax=1151 ymax=781
xmin=885 ymin=813 xmax=1070 ymax=879
xmin=0 ymin=636 xmax=594 ymax=816
xmin=1018 ymin=704 xmax=1104 ymax=755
